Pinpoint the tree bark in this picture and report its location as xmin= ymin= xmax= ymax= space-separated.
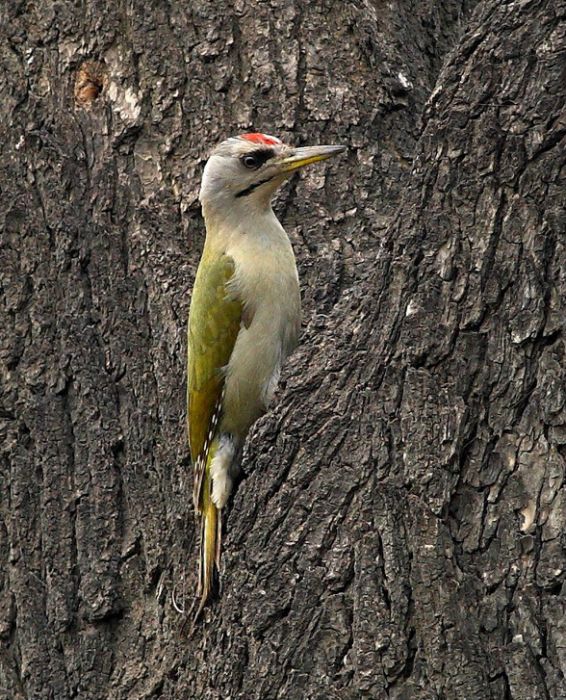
xmin=1 ymin=0 xmax=565 ymax=698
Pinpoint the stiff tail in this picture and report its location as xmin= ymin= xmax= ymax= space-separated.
xmin=191 ymin=440 xmax=222 ymax=628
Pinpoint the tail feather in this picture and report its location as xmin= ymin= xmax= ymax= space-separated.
xmin=191 ymin=440 xmax=222 ymax=627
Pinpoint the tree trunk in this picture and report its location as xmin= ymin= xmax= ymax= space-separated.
xmin=1 ymin=0 xmax=565 ymax=698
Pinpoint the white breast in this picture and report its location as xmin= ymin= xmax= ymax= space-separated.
xmin=220 ymin=213 xmax=301 ymax=438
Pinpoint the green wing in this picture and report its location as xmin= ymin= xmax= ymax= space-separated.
xmin=187 ymin=246 xmax=242 ymax=509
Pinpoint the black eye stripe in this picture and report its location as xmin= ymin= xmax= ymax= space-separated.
xmin=239 ymin=149 xmax=274 ymax=169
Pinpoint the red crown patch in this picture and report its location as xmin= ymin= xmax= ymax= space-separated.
xmin=240 ymin=133 xmax=282 ymax=146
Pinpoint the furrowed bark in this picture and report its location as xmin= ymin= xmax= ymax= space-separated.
xmin=1 ymin=1 xmax=564 ymax=698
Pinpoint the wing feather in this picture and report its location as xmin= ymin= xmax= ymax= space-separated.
xmin=187 ymin=248 xmax=242 ymax=511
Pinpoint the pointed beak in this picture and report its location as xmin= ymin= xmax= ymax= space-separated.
xmin=277 ymin=144 xmax=346 ymax=174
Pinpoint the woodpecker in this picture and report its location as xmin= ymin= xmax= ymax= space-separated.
xmin=187 ymin=132 xmax=345 ymax=622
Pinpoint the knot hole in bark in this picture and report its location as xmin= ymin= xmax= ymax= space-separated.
xmin=74 ymin=60 xmax=107 ymax=107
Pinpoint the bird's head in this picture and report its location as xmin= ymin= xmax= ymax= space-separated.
xmin=199 ymin=133 xmax=346 ymax=216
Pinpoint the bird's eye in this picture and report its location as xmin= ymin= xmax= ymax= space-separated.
xmin=241 ymin=154 xmax=260 ymax=169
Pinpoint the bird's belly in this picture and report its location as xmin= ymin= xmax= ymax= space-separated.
xmin=221 ymin=304 xmax=298 ymax=438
